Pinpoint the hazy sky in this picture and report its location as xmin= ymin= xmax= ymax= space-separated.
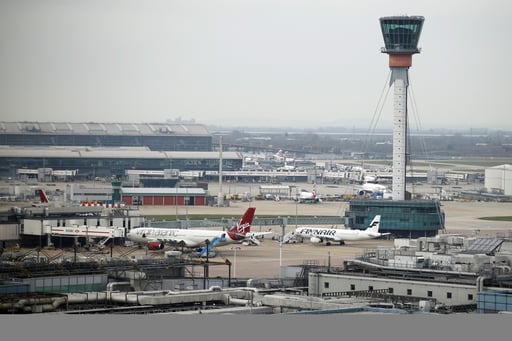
xmin=1 ymin=0 xmax=511 ymax=130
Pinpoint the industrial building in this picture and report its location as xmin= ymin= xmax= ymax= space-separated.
xmin=485 ymin=164 xmax=512 ymax=196
xmin=455 ymin=164 xmax=512 ymax=202
xmin=120 ymin=187 xmax=209 ymax=207
xmin=308 ymin=234 xmax=512 ymax=313
xmin=343 ymin=200 xmax=445 ymax=238
xmin=0 ymin=201 xmax=144 ymax=249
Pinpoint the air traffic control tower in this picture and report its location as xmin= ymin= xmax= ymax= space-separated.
xmin=380 ymin=16 xmax=424 ymax=200
xmin=344 ymin=16 xmax=444 ymax=238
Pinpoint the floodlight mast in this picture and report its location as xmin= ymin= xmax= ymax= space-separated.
xmin=379 ymin=16 xmax=424 ymax=201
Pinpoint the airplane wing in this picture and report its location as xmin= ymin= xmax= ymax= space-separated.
xmin=245 ymin=230 xmax=274 ymax=239
xmin=241 ymin=230 xmax=274 ymax=245
xmin=306 ymin=234 xmax=341 ymax=245
xmin=318 ymin=235 xmax=341 ymax=242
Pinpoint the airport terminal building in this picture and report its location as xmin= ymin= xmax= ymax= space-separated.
xmin=0 ymin=121 xmax=243 ymax=180
xmin=0 ymin=121 xmax=212 ymax=151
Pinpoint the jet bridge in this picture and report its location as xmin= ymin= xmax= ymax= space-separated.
xmin=50 ymin=225 xmax=126 ymax=238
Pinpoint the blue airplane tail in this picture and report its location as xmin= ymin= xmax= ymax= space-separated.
xmin=200 ymin=236 xmax=226 ymax=257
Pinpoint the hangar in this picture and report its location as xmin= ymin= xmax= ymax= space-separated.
xmin=120 ymin=187 xmax=209 ymax=207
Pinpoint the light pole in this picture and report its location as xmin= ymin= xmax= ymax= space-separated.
xmin=185 ymin=188 xmax=189 ymax=224
xmin=204 ymin=239 xmax=210 ymax=289
xmin=230 ymin=246 xmax=241 ymax=279
xmin=279 ymin=221 xmax=285 ymax=278
xmin=295 ymin=187 xmax=298 ymax=228
xmin=175 ymin=183 xmax=178 ymax=221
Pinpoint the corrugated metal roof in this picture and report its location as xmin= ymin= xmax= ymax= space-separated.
xmin=0 ymin=121 xmax=211 ymax=137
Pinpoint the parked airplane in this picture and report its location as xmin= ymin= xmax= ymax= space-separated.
xmin=276 ymin=162 xmax=296 ymax=171
xmin=32 ymin=188 xmax=62 ymax=207
xmin=273 ymin=149 xmax=295 ymax=163
xmin=291 ymin=215 xmax=389 ymax=245
xmin=362 ymin=174 xmax=379 ymax=183
xmin=355 ymin=182 xmax=392 ymax=199
xmin=34 ymin=188 xmax=123 ymax=209
xmin=126 ymin=207 xmax=270 ymax=255
xmin=37 ymin=188 xmax=50 ymax=203
xmin=297 ymin=189 xmax=321 ymax=203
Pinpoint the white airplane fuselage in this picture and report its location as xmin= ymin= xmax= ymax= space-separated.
xmin=293 ymin=215 xmax=386 ymax=244
xmin=127 ymin=228 xmax=233 ymax=248
xmin=126 ymin=207 xmax=257 ymax=251
xmin=294 ymin=227 xmax=382 ymax=242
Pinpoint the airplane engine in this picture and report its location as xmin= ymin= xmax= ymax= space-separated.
xmin=358 ymin=190 xmax=367 ymax=196
xmin=310 ymin=237 xmax=322 ymax=244
xmin=147 ymin=241 xmax=165 ymax=250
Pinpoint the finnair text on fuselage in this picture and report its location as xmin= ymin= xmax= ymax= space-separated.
xmin=296 ymin=228 xmax=336 ymax=237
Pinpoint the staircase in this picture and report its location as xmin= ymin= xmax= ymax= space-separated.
xmin=97 ymin=236 xmax=111 ymax=249
xmin=282 ymin=231 xmax=298 ymax=244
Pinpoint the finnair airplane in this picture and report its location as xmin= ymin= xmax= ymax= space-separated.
xmin=292 ymin=215 xmax=389 ymax=245
xmin=126 ymin=207 xmax=270 ymax=253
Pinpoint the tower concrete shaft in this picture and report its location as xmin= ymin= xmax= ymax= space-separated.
xmin=380 ymin=15 xmax=424 ymax=201
xmin=390 ymin=69 xmax=408 ymax=200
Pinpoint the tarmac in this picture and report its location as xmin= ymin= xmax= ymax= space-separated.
xmin=3 ymin=180 xmax=512 ymax=280
xmin=137 ymin=181 xmax=512 ymax=279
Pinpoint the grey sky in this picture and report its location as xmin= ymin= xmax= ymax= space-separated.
xmin=0 ymin=0 xmax=510 ymax=130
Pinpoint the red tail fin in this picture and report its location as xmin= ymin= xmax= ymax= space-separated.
xmin=227 ymin=207 xmax=256 ymax=240
xmin=37 ymin=189 xmax=49 ymax=203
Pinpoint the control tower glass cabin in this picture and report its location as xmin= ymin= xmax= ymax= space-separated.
xmin=380 ymin=16 xmax=424 ymax=55
xmin=379 ymin=16 xmax=424 ymax=200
